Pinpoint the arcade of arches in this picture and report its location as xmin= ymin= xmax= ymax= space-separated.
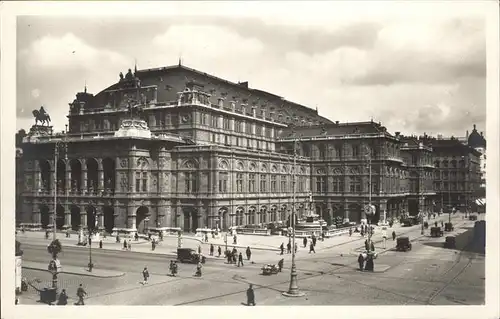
xmin=38 ymin=157 xmax=116 ymax=194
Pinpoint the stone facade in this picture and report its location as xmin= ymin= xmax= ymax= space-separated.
xmin=17 ymin=64 xmax=483 ymax=235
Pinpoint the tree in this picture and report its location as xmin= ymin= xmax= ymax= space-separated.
xmin=47 ymin=239 xmax=62 ymax=259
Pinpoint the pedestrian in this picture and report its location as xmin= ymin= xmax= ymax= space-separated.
xmin=246 ymin=246 xmax=251 ymax=260
xmin=57 ymin=289 xmax=68 ymax=305
xmin=392 ymin=231 xmax=396 ymax=241
xmin=152 ymin=240 xmax=156 ymax=251
xmin=45 ymin=231 xmax=49 ymax=240
xmin=280 ymin=243 xmax=284 ymax=255
xmin=312 ymin=235 xmax=317 ymax=247
xmin=294 ymin=242 xmax=298 ymax=254
xmin=278 ymin=258 xmax=284 ymax=272
xmin=123 ymin=239 xmax=127 ymax=250
xmin=309 ymin=242 xmax=316 ymax=254
xmin=303 ymin=237 xmax=307 ymax=248
xmin=360 ymin=230 xmax=364 ymax=237
xmin=232 ymin=248 xmax=237 ymax=264
xmin=128 ymin=239 xmax=132 ymax=251
xmin=246 ymin=284 xmax=256 ymax=306
xmin=198 ymin=245 xmax=202 ymax=255
xmin=218 ymin=246 xmax=222 ymax=257
xmin=116 ymin=235 xmax=120 ymax=243
xmin=159 ymin=232 xmax=163 ymax=241
xmin=205 ymin=233 xmax=209 ymax=243
xmin=349 ymin=228 xmax=353 ymax=237
xmin=135 ymin=233 xmax=139 ymax=241
xmin=210 ymin=244 xmax=214 ymax=256
xmin=441 ymin=221 xmax=444 ymax=228
xmin=358 ymin=254 xmax=365 ymax=271
xmin=287 ymin=241 xmax=291 ymax=254
xmin=99 ymin=240 xmax=103 ymax=249
xmin=233 ymin=234 xmax=237 ymax=245
xmin=142 ymin=267 xmax=149 ymax=284
xmin=66 ymin=230 xmax=70 ymax=238
xmin=434 ymin=221 xmax=438 ymax=228
xmin=227 ymin=251 xmax=232 ymax=264
xmin=238 ymin=252 xmax=244 ymax=267
xmin=148 ymin=233 xmax=152 ymax=241
xmin=75 ymin=284 xmax=87 ymax=305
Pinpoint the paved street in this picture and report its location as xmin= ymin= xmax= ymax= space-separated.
xmin=17 ymin=214 xmax=484 ymax=306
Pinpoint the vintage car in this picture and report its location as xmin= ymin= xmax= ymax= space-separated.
xmin=261 ymin=264 xmax=279 ymax=275
xmin=444 ymin=236 xmax=456 ymax=249
xmin=430 ymin=227 xmax=444 ymax=237
xmin=177 ymin=248 xmax=206 ymax=264
xmin=396 ymin=236 xmax=412 ymax=252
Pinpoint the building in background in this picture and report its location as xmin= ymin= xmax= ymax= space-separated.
xmin=466 ymin=124 xmax=486 ymax=212
xmin=17 ymin=64 xmax=484 ymax=235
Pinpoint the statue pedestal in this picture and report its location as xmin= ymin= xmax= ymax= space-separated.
xmin=114 ymin=119 xmax=151 ymax=138
xmin=25 ymin=125 xmax=53 ymax=141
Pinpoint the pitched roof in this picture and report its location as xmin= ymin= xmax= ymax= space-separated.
xmin=278 ymin=121 xmax=388 ymax=138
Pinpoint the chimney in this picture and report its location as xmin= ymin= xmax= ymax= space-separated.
xmin=395 ymin=132 xmax=400 ymax=137
xmin=480 ymin=131 xmax=483 ymax=137
xmin=238 ymin=81 xmax=249 ymax=89
xmin=335 ymin=121 xmax=339 ymax=125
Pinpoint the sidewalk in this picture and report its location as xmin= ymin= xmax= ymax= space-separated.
xmin=17 ymin=214 xmax=464 ymax=259
xmin=22 ymin=261 xmax=125 ymax=278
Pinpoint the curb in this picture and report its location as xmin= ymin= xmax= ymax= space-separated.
xmin=22 ymin=265 xmax=126 ymax=278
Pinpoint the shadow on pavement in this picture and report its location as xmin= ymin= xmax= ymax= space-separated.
xmin=422 ymin=227 xmax=485 ymax=255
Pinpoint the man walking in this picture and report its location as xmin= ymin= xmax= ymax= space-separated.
xmin=392 ymin=231 xmax=396 ymax=241
xmin=287 ymin=241 xmax=291 ymax=254
xmin=280 ymin=243 xmax=284 ymax=255
xmin=309 ymin=242 xmax=316 ymax=254
xmin=349 ymin=227 xmax=353 ymax=237
xmin=142 ymin=267 xmax=150 ymax=285
xmin=294 ymin=242 xmax=298 ymax=254
xmin=210 ymin=244 xmax=214 ymax=256
xmin=123 ymin=239 xmax=127 ymax=250
xmin=152 ymin=240 xmax=156 ymax=251
xmin=217 ymin=245 xmax=222 ymax=257
xmin=75 ymin=284 xmax=87 ymax=305
xmin=128 ymin=239 xmax=132 ymax=251
xmin=278 ymin=258 xmax=284 ymax=272
xmin=246 ymin=284 xmax=256 ymax=306
xmin=238 ymin=252 xmax=244 ymax=267
xmin=303 ymin=237 xmax=307 ymax=248
xmin=246 ymin=246 xmax=252 ymax=261
xmin=198 ymin=245 xmax=202 ymax=255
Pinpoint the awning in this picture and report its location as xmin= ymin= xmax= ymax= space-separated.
xmin=475 ymin=198 xmax=486 ymax=206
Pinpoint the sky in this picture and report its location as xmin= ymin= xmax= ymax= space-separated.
xmin=16 ymin=2 xmax=487 ymax=138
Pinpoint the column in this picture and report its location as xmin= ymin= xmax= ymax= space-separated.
xmin=343 ymin=202 xmax=349 ymax=223
xmin=127 ymin=204 xmax=136 ymax=230
xmin=33 ymin=211 xmax=41 ymax=225
xmin=35 ymin=164 xmax=41 ymax=193
xmin=98 ymin=207 xmax=104 ymax=231
xmin=176 ymin=205 xmax=183 ymax=230
xmin=64 ymin=204 xmax=71 ymax=229
xmin=81 ymin=159 xmax=88 ymax=194
xmin=380 ymin=200 xmax=387 ymax=222
xmin=98 ymin=160 xmax=104 ymax=194
xmin=80 ymin=205 xmax=87 ymax=229
xmin=50 ymin=164 xmax=56 ymax=194
xmin=66 ymin=170 xmax=72 ymax=194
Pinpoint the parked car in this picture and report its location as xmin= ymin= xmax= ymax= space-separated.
xmin=396 ymin=236 xmax=412 ymax=252
xmin=430 ymin=227 xmax=444 ymax=237
xmin=177 ymin=248 xmax=206 ymax=264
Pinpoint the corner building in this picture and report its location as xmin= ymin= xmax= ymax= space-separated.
xmin=18 ymin=64 xmax=480 ymax=236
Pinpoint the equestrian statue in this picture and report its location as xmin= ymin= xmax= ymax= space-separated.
xmin=32 ymin=106 xmax=51 ymax=126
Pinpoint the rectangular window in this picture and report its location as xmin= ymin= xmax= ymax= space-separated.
xmin=332 ymin=177 xmax=340 ymax=193
xmin=372 ymin=180 xmax=379 ymax=193
xmin=142 ymin=172 xmax=147 ymax=192
xmin=185 ymin=172 xmax=190 ymax=193
xmin=352 ymin=145 xmax=359 ymax=158
xmin=211 ymin=116 xmax=217 ymax=128
xmin=223 ymin=118 xmax=230 ymax=130
xmin=201 ymin=113 xmax=207 ymax=125
xmin=281 ymin=176 xmax=287 ymax=193
xmin=350 ymin=177 xmax=361 ymax=193
xmin=316 ymin=176 xmax=326 ymax=193
xmin=135 ymin=173 xmax=141 ymax=192
xmin=271 ymin=175 xmax=277 ymax=192
xmin=218 ymin=172 xmax=228 ymax=193
xmin=236 ymin=173 xmax=243 ymax=193
xmin=249 ymin=174 xmax=255 ymax=193
xmin=225 ymin=135 xmax=230 ymax=145
xmin=260 ymin=174 xmax=267 ymax=192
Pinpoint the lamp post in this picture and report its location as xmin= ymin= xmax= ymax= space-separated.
xmin=283 ymin=138 xmax=305 ymax=297
xmin=53 ymin=139 xmax=68 ymax=240
xmin=87 ymin=208 xmax=96 ymax=272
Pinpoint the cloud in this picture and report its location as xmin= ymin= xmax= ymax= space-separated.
xmin=15 ymin=14 xmax=486 ymax=137
xmin=20 ymin=33 xmax=129 ymax=70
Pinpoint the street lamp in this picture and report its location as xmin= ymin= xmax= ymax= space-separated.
xmin=88 ymin=208 xmax=96 ymax=272
xmin=283 ymin=138 xmax=305 ymax=297
xmin=53 ymin=139 xmax=68 ymax=241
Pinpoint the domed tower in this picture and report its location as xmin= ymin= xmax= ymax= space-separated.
xmin=467 ymin=124 xmax=486 ymax=149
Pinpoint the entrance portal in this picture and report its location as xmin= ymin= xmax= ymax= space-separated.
xmin=56 ymin=205 xmax=65 ymax=229
xmin=40 ymin=205 xmax=50 ymax=228
xmin=183 ymin=209 xmax=198 ymax=233
xmin=103 ymin=206 xmax=115 ymax=233
xmin=136 ymin=206 xmax=149 ymax=233
xmin=70 ymin=205 xmax=81 ymax=230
